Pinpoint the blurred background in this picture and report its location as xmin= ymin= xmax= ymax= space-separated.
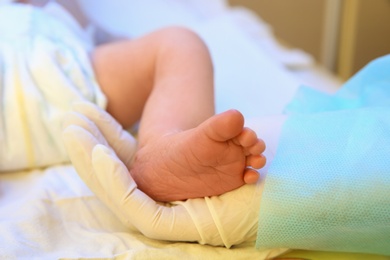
xmin=229 ymin=0 xmax=390 ymax=81
xmin=25 ymin=0 xmax=390 ymax=82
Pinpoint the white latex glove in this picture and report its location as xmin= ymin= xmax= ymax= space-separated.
xmin=62 ymin=102 xmax=284 ymax=254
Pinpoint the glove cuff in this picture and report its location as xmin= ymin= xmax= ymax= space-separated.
xmin=175 ymin=182 xmax=262 ymax=248
xmin=175 ymin=198 xmax=223 ymax=246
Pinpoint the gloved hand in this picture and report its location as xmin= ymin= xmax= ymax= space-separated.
xmin=62 ymin=102 xmax=277 ymax=250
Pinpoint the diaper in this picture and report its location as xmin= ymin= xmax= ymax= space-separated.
xmin=0 ymin=4 xmax=106 ymax=171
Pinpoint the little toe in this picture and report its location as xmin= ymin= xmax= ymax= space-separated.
xmin=243 ymin=168 xmax=259 ymax=184
xmin=246 ymin=154 xmax=266 ymax=169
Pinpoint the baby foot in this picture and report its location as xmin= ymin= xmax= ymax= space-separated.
xmin=130 ymin=109 xmax=266 ymax=202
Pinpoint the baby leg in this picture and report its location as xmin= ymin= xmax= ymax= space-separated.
xmin=92 ymin=27 xmax=266 ymax=201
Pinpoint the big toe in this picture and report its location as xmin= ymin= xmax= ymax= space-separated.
xmin=202 ymin=109 xmax=244 ymax=141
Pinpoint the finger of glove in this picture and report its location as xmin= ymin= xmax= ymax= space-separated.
xmin=62 ymin=125 xmax=106 ymax=197
xmin=92 ymin=145 xmax=200 ymax=242
xmin=72 ymin=102 xmax=137 ymax=165
xmin=63 ymin=111 xmax=109 ymax=147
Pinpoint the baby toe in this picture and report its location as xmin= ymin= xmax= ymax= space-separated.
xmin=244 ymin=138 xmax=266 ymax=155
xmin=246 ymin=154 xmax=266 ymax=169
xmin=243 ymin=168 xmax=260 ymax=184
xmin=235 ymin=127 xmax=259 ymax=147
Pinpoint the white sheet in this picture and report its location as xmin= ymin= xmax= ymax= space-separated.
xmin=0 ymin=1 xmax=339 ymax=259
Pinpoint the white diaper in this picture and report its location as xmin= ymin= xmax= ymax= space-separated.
xmin=0 ymin=4 xmax=106 ymax=171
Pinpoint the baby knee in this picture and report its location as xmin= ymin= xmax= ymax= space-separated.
xmin=157 ymin=27 xmax=211 ymax=62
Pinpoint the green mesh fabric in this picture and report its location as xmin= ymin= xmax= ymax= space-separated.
xmin=256 ymin=55 xmax=390 ymax=256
